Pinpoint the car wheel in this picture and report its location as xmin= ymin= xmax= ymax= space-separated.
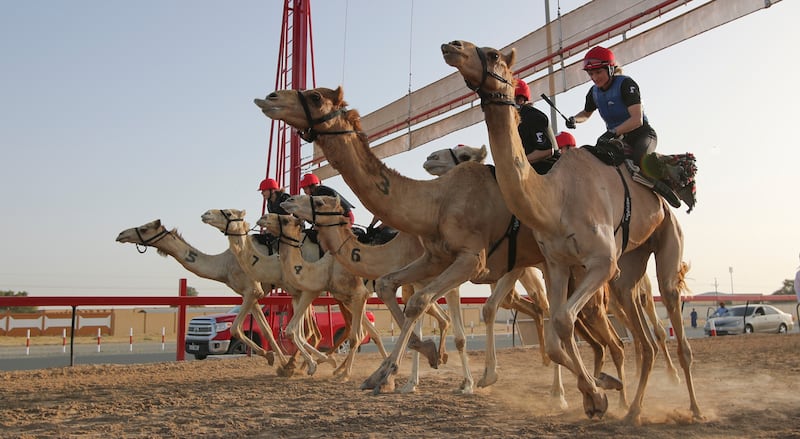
xmin=744 ymin=324 xmax=754 ymax=334
xmin=334 ymin=329 xmax=351 ymax=355
xmin=778 ymin=323 xmax=788 ymax=334
xmin=193 ymin=354 xmax=207 ymax=360
xmin=228 ymin=339 xmax=247 ymax=355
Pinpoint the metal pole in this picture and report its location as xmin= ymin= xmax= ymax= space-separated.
xmin=543 ymin=0 xmax=558 ymax=134
xmin=69 ymin=305 xmax=77 ymax=367
xmin=729 ymin=266 xmax=734 ymax=294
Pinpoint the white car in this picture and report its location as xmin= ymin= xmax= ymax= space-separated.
xmin=704 ymin=304 xmax=794 ymax=336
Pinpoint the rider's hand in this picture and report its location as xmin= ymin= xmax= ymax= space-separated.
xmin=566 ymin=116 xmax=576 ymax=129
xmin=597 ymin=130 xmax=617 ymax=144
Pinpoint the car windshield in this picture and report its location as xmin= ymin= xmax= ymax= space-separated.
xmin=727 ymin=307 xmax=752 ymax=317
xmin=229 ymin=305 xmax=241 ymax=314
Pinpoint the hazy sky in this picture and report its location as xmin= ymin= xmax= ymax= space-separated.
xmin=1 ymin=1 xmax=797 ymax=300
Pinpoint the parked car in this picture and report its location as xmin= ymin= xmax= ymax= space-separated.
xmin=704 ymin=304 xmax=794 ymax=336
xmin=185 ymin=298 xmax=374 ymax=360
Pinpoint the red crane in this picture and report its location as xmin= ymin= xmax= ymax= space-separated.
xmin=261 ymin=0 xmax=316 ymax=216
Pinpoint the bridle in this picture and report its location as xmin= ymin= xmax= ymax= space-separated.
xmin=295 ymin=90 xmax=363 ymax=142
xmin=217 ymin=210 xmax=250 ymax=237
xmin=306 ymin=195 xmax=350 ymax=228
xmin=463 ymin=47 xmax=515 ymax=108
xmin=133 ymin=226 xmax=171 ymax=254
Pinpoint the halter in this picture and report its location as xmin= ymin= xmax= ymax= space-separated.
xmin=463 ymin=47 xmax=515 ymax=108
xmin=218 ymin=210 xmax=248 ymax=237
xmin=133 ymin=226 xmax=171 ymax=254
xmin=295 ymin=90 xmax=361 ymax=142
xmin=272 ymin=217 xmax=303 ymax=249
xmin=306 ymin=195 xmax=350 ymax=228
xmin=448 ymin=148 xmax=461 ymax=166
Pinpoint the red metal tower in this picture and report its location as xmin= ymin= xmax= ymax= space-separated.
xmin=262 ymin=0 xmax=316 ymax=216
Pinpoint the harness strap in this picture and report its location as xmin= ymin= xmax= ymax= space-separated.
xmin=487 ymin=215 xmax=521 ymax=272
xmin=613 ymin=167 xmax=632 ymax=254
xmin=295 ymin=90 xmax=360 ymax=142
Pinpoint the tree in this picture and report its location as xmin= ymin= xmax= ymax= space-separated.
xmin=0 ymin=290 xmax=38 ymax=313
xmin=186 ymin=286 xmax=199 ymax=297
xmin=772 ymin=279 xmax=794 ymax=295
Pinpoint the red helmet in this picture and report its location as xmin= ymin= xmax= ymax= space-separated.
xmin=556 ymin=131 xmax=576 ymax=149
xmin=583 ymin=46 xmax=616 ymax=71
xmin=258 ymin=178 xmax=279 ymax=191
xmin=299 ymin=173 xmax=320 ymax=188
xmin=514 ymin=80 xmax=531 ymax=101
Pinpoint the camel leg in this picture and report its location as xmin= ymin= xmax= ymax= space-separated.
xmin=546 ymin=262 xmax=612 ymax=420
xmin=639 ymin=276 xmax=681 ymax=383
xmin=444 ymin=288 xmax=474 ymax=394
xmin=370 ymin=270 xmax=440 ymax=370
xmin=248 ymin=293 xmax=290 ymax=367
xmin=285 ymin=292 xmax=334 ymax=376
xmin=399 ymin=319 xmax=423 ymax=394
xmin=551 ymin=363 xmax=567 ymax=409
xmin=478 ymin=268 xmax=524 ymax=388
xmin=515 ymin=267 xmax=550 ymax=366
xmin=362 ymin=312 xmax=388 ymax=358
xmin=332 ymin=286 xmax=370 ymax=381
xmin=652 ymin=215 xmax=703 ymax=421
xmin=403 ymin=284 xmax=451 ymax=365
xmin=229 ymin=284 xmax=289 ymax=367
xmin=363 ymin=252 xmax=480 ymax=393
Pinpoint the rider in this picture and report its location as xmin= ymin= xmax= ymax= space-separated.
xmin=566 ymin=45 xmax=655 ymax=167
xmin=566 ymin=46 xmax=680 ymax=207
xmin=555 ymin=131 xmax=577 ymax=152
xmin=515 ymin=80 xmax=557 ymax=175
xmin=299 ymin=173 xmax=356 ymax=226
xmin=258 ymin=178 xmax=291 ymax=215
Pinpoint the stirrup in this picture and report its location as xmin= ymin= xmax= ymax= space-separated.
xmin=630 ymin=167 xmax=681 ymax=209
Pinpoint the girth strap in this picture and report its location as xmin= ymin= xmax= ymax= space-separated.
xmin=613 ymin=167 xmax=632 ymax=254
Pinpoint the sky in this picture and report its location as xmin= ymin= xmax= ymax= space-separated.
xmin=1 ymin=0 xmax=798 ymax=300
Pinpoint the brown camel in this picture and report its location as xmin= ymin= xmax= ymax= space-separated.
xmin=116 ymin=219 xmax=293 ymax=367
xmin=442 ymin=40 xmax=700 ymax=423
xmin=425 ymin=144 xmax=681 ymax=385
xmin=255 ymin=89 xmax=629 ymax=402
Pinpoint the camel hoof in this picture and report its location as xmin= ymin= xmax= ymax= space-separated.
xmin=623 ymin=410 xmax=643 ymax=426
xmin=457 ymin=378 xmax=474 ymax=395
xmin=582 ymin=391 xmax=609 ymax=419
xmin=276 ymin=365 xmax=295 ymax=378
xmin=306 ymin=361 xmax=318 ymax=376
xmin=398 ymin=380 xmax=418 ymax=394
xmin=596 ymin=372 xmax=623 ymax=391
xmin=440 ymin=352 xmax=449 ymax=365
xmin=265 ymin=351 xmax=275 ymax=366
xmin=411 ymin=339 xmax=439 ymax=369
xmin=361 ymin=361 xmax=398 ymax=394
xmin=477 ymin=369 xmax=498 ymax=388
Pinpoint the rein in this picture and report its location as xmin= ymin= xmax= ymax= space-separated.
xmin=134 ymin=227 xmax=171 ymax=254
xmin=295 ymin=90 xmax=363 ymax=142
xmin=464 ymin=47 xmax=515 ymax=108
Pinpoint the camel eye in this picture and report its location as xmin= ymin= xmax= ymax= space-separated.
xmin=488 ymin=52 xmax=499 ymax=61
xmin=310 ymin=92 xmax=322 ymax=104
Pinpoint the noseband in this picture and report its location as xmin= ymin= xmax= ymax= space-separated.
xmin=307 ymin=195 xmax=350 ymax=227
xmin=218 ymin=211 xmax=248 ymax=236
xmin=134 ymin=226 xmax=171 ymax=253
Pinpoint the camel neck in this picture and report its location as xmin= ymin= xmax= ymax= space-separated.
xmin=315 ymin=133 xmax=438 ymax=236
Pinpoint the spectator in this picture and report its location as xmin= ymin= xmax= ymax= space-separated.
xmin=690 ymin=308 xmax=698 ymax=328
xmin=713 ymin=302 xmax=728 ymax=317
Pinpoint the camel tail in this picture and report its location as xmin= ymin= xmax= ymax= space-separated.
xmin=676 ymin=261 xmax=691 ymax=296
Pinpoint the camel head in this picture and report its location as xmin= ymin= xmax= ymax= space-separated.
xmin=280 ymin=194 xmax=346 ymax=227
xmin=116 ymin=219 xmax=174 ymax=254
xmin=254 ymin=87 xmax=362 ymax=142
xmin=256 ymin=213 xmax=304 ymax=240
xmin=441 ymin=40 xmax=516 ymax=102
xmin=201 ymin=209 xmax=249 ymax=236
xmin=423 ymin=144 xmax=488 ymax=176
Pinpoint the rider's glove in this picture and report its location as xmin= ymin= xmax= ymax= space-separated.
xmin=565 ymin=116 xmax=576 ymax=129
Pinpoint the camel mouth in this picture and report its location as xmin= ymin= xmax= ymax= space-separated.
xmin=441 ymin=43 xmax=464 ymax=65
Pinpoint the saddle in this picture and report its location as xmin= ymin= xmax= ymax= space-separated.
xmin=585 ymin=139 xmax=698 ymax=213
xmin=356 ymin=225 xmax=398 ymax=245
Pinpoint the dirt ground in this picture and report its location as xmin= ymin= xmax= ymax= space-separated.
xmin=2 ymin=334 xmax=800 ymax=439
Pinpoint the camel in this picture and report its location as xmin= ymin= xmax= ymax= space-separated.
xmin=442 ymin=40 xmax=700 ymax=423
xmin=425 ymin=144 xmax=681 ymax=384
xmin=116 ymin=219 xmax=292 ymax=367
xmin=255 ymin=88 xmax=629 ymax=403
xmin=202 ymin=209 xmax=386 ymax=381
xmin=255 ymin=212 xmax=390 ymax=381
xmin=281 ymin=194 xmax=557 ymax=394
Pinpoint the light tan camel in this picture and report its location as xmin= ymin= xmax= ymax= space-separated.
xmin=199 ymin=208 xmax=340 ymax=376
xmin=255 ymin=212 xmax=390 ymax=381
xmin=425 ymin=144 xmax=681 ymax=385
xmin=255 ymin=89 xmax=629 ymax=402
xmin=442 ymin=40 xmax=700 ymax=423
xmin=116 ymin=219 xmax=291 ymax=367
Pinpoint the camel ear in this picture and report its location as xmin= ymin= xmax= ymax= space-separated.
xmin=479 ymin=145 xmax=487 ymax=161
xmin=334 ymin=86 xmax=344 ymax=105
xmin=154 ymin=219 xmax=161 ymax=227
xmin=505 ymin=48 xmax=516 ymax=69
xmin=241 ymin=209 xmax=246 ymax=217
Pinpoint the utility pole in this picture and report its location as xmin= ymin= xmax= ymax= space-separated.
xmin=729 ymin=266 xmax=734 ymax=294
